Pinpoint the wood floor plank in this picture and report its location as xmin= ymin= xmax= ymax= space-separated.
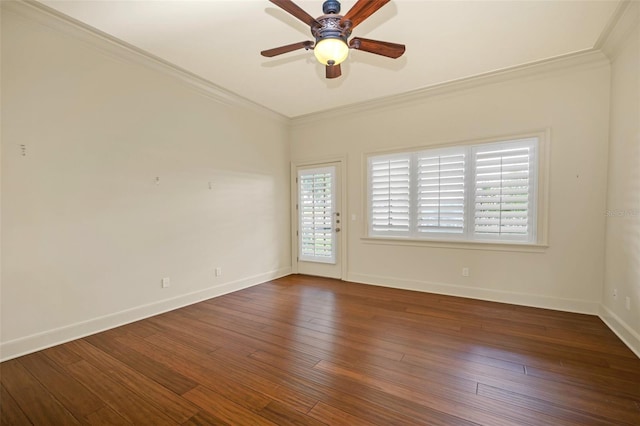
xmin=477 ymin=383 xmax=638 ymax=426
xmin=524 ymin=364 xmax=640 ymax=398
xmin=206 ymin=338 xmax=464 ymax=425
xmin=313 ymin=358 xmax=563 ymax=426
xmin=404 ymin=352 xmax=640 ymax=418
xmin=84 ymin=331 xmax=198 ymax=395
xmin=307 ymin=401 xmax=377 ymax=426
xmin=62 ymin=339 xmax=200 ymax=423
xmin=0 ymin=360 xmax=80 ymax=425
xmin=84 ymin=406 xmax=131 ymax=425
xmin=116 ymin=318 xmax=166 ymax=339
xmin=122 ymin=335 xmax=273 ymax=410
xmin=303 ymin=315 xmax=527 ymax=373
xmin=147 ymin=310 xmax=252 ymax=355
xmin=140 ymin=333 xmax=318 ymax=414
xmin=41 ymin=344 xmax=83 ymax=366
xmin=18 ymin=351 xmax=105 ymax=419
xmin=64 ymin=360 xmax=177 ymax=425
xmin=180 ymin=410 xmax=230 ymax=426
xmin=1 ymin=384 xmax=33 ymax=425
xmin=2 ymin=275 xmax=638 ymax=425
xmin=256 ymin=400 xmax=327 ymax=426
xmin=183 ymin=385 xmax=277 ymax=426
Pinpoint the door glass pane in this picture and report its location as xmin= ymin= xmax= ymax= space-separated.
xmin=299 ymin=166 xmax=335 ymax=264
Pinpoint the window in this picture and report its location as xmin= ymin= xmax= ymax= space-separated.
xmin=368 ymin=137 xmax=539 ymax=243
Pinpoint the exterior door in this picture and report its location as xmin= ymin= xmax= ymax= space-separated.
xmin=296 ymin=163 xmax=342 ymax=278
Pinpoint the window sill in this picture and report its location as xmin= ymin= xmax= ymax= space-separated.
xmin=361 ymin=236 xmax=548 ymax=253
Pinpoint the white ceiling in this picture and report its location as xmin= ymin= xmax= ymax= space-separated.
xmin=38 ymin=0 xmax=621 ymax=118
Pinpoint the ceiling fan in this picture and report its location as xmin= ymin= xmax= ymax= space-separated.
xmin=261 ymin=0 xmax=405 ymax=79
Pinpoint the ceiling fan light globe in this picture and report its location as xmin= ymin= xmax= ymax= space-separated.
xmin=314 ymin=38 xmax=349 ymax=66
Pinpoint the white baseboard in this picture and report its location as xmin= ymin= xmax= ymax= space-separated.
xmin=346 ymin=272 xmax=600 ymax=314
xmin=598 ymin=305 xmax=640 ymax=358
xmin=0 ymin=267 xmax=291 ymax=362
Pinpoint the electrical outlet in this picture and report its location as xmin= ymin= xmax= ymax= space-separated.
xmin=161 ymin=277 xmax=170 ymax=288
xmin=625 ymin=296 xmax=631 ymax=311
xmin=215 ymin=267 xmax=222 ymax=277
xmin=613 ymin=288 xmax=618 ymax=299
xmin=462 ymin=267 xmax=470 ymax=277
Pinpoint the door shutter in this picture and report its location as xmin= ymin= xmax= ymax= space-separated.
xmin=299 ymin=167 xmax=336 ymax=263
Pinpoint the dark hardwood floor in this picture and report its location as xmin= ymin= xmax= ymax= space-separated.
xmin=2 ymin=274 xmax=639 ymax=425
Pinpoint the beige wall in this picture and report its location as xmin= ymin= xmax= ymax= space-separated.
xmin=291 ymin=56 xmax=611 ymax=314
xmin=601 ymin=3 xmax=640 ymax=355
xmin=1 ymin=4 xmax=291 ymax=360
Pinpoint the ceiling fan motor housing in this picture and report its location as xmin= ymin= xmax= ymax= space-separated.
xmin=312 ymin=15 xmax=350 ymax=43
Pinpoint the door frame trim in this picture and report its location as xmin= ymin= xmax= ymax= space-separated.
xmin=291 ymin=157 xmax=347 ymax=279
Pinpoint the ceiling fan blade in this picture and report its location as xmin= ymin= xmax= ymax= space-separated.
xmin=269 ymin=0 xmax=320 ymax=27
xmin=326 ymin=63 xmax=342 ymax=79
xmin=261 ymin=41 xmax=314 ymax=57
xmin=349 ymin=37 xmax=405 ymax=58
xmin=340 ymin=0 xmax=390 ymax=29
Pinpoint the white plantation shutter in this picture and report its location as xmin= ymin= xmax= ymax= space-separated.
xmin=367 ymin=137 xmax=538 ymax=243
xmin=369 ymin=154 xmax=411 ymax=235
xmin=416 ymin=148 xmax=466 ymax=235
xmin=473 ymin=139 xmax=537 ymax=241
xmin=299 ymin=167 xmax=335 ymax=263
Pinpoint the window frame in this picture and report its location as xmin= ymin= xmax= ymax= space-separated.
xmin=365 ymin=131 xmax=549 ymax=247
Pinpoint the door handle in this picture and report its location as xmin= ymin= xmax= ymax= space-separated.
xmin=335 ymin=227 xmax=341 ymax=232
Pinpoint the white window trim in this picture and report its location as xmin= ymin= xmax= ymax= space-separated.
xmin=363 ymin=130 xmax=550 ymax=249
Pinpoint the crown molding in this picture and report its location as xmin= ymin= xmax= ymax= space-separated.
xmin=2 ymin=0 xmax=289 ymax=124
xmin=598 ymin=0 xmax=639 ymax=61
xmin=290 ymin=49 xmax=610 ymax=126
